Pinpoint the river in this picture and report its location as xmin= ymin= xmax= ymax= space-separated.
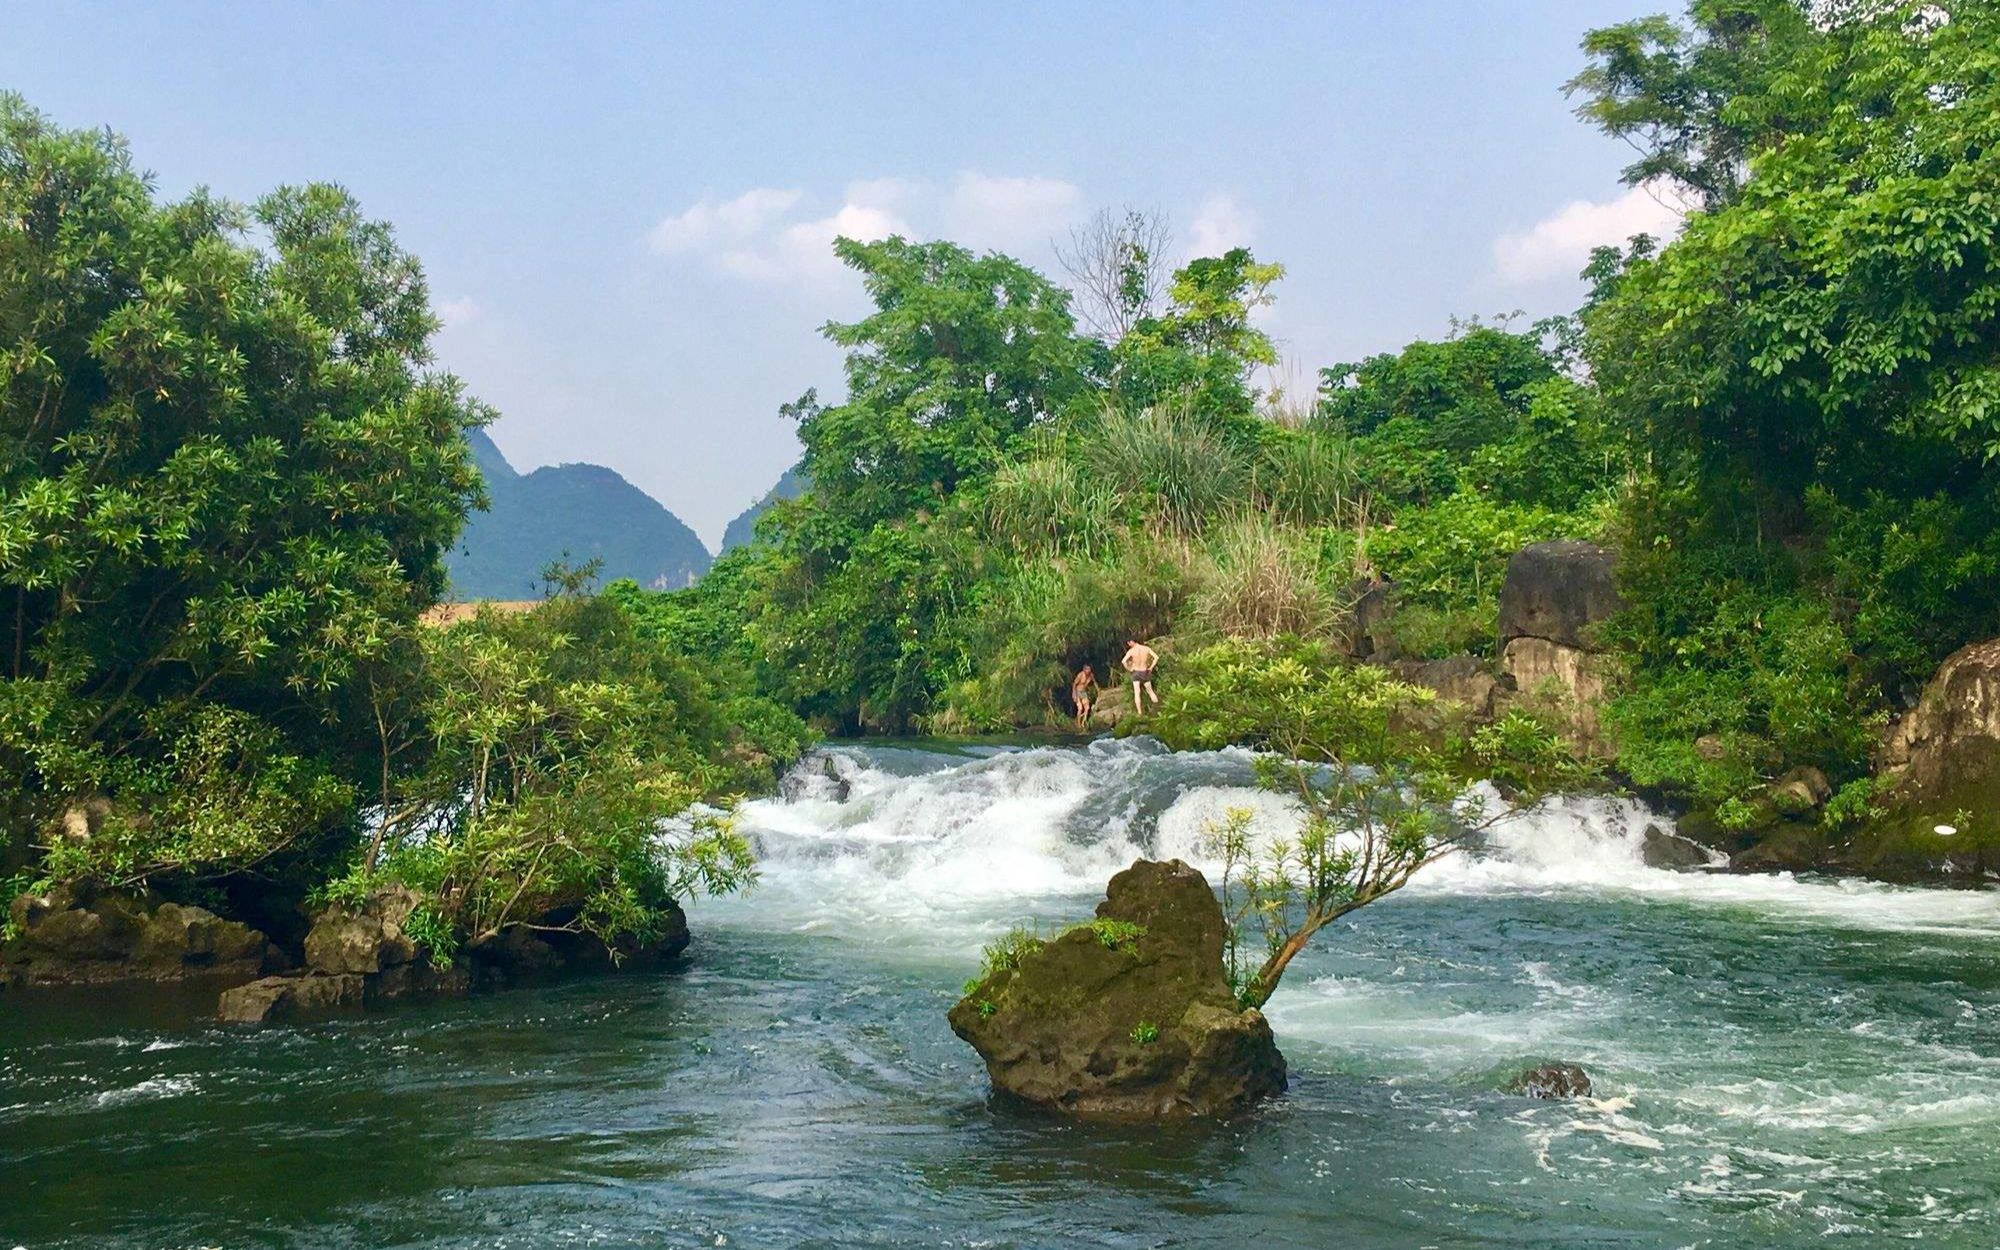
xmin=5 ymin=737 xmax=2000 ymax=1247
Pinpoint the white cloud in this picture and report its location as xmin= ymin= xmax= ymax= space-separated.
xmin=647 ymin=188 xmax=804 ymax=257
xmin=434 ymin=296 xmax=481 ymax=328
xmin=947 ymin=172 xmax=1081 ymax=250
xmin=718 ymin=200 xmax=909 ymax=284
xmin=1186 ymin=192 xmax=1257 ymax=258
xmin=647 ymin=173 xmax=1082 ymax=288
xmin=1493 ymin=181 xmax=1686 ymax=285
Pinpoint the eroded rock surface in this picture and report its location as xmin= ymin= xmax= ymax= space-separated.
xmin=1496 ymin=541 xmax=1622 ymax=650
xmin=1507 ymin=1062 xmax=1593 ymax=1099
xmin=1853 ymin=638 xmax=2000 ymax=876
xmin=948 ymin=858 xmax=1285 ymax=1120
xmin=1497 ymin=541 xmax=1623 ymax=754
xmin=3 ymin=888 xmax=275 ymax=988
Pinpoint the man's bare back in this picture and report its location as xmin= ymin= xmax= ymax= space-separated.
xmin=1122 ymin=640 xmax=1161 ymax=712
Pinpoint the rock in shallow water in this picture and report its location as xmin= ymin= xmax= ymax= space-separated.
xmin=3 ymin=889 xmax=274 ymax=988
xmin=948 ymin=858 xmax=1286 ymax=1120
xmin=1507 ymin=1062 xmax=1592 ymax=1099
xmin=1640 ymin=825 xmax=1712 ymax=871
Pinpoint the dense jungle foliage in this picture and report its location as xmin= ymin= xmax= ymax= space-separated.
xmin=0 ymin=97 xmax=802 ymax=951
xmin=4 ymin=0 xmax=1996 ymax=952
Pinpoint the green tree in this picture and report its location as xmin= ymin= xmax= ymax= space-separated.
xmin=1585 ymin=1 xmax=2000 ymax=811
xmin=0 ymin=96 xmax=485 ymax=887
xmin=1567 ymin=0 xmax=1825 ymax=208
xmin=792 ymin=236 xmax=1091 ymax=537
xmin=347 ymin=590 xmax=767 ymax=957
xmin=1114 ymin=248 xmax=1283 ymax=416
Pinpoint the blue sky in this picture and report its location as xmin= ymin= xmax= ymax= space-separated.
xmin=3 ymin=1 xmax=1679 ymax=546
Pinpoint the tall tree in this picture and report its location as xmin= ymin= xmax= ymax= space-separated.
xmin=791 ymin=236 xmax=1090 ymax=543
xmin=1567 ymin=0 xmax=1825 ymax=208
xmin=0 ymin=96 xmax=486 ymax=882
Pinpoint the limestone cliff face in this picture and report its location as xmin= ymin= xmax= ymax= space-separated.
xmin=1496 ymin=540 xmax=1624 ymax=754
xmin=949 ymin=859 xmax=1285 ymax=1121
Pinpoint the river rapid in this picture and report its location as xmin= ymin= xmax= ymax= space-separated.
xmin=5 ymin=737 xmax=2000 ymax=1247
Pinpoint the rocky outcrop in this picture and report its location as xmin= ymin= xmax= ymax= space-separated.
xmin=217 ymin=885 xmax=469 ymax=1025
xmin=949 ymin=859 xmax=1285 ymax=1120
xmin=1640 ymin=825 xmax=1713 ymax=870
xmin=1880 ymin=639 xmax=2000 ymax=801
xmin=1848 ymin=638 xmax=2000 ymax=877
xmin=1770 ymin=766 xmax=1832 ymax=818
xmin=3 ymin=888 xmax=278 ymax=988
xmin=467 ymin=899 xmax=691 ymax=987
xmin=1497 ymin=541 xmax=1623 ymax=754
xmin=1730 ymin=824 xmax=1831 ymax=874
xmin=1348 ymin=578 xmax=1398 ymax=660
xmin=303 ymin=886 xmax=422 ymax=975
xmin=1506 ymin=1062 xmax=1592 ymax=1099
xmin=1388 ymin=656 xmax=1503 ymax=720
xmin=1496 ymin=542 xmax=1621 ymax=650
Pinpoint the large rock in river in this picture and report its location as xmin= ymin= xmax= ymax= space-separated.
xmin=948 ymin=858 xmax=1285 ymax=1120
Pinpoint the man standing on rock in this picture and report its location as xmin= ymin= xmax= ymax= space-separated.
xmin=1122 ymin=639 xmax=1161 ymax=714
xmin=1071 ymin=665 xmax=1099 ymax=729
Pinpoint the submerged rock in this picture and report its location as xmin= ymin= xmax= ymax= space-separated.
xmin=218 ymin=973 xmax=366 ymax=1024
xmin=1730 ymin=823 xmax=1830 ymax=874
xmin=948 ymin=858 xmax=1286 ymax=1120
xmin=1506 ymin=1062 xmax=1592 ymax=1100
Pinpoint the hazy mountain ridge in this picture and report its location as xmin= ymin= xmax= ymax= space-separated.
xmin=721 ymin=464 xmax=807 ymax=552
xmin=447 ymin=428 xmax=712 ymax=599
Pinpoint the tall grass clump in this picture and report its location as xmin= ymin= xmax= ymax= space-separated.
xmin=1255 ymin=425 xmax=1363 ymax=528
xmin=1095 ymin=404 xmax=1249 ymax=537
xmin=1188 ymin=518 xmax=1346 ymax=641
xmin=985 ymin=456 xmax=1118 ymax=557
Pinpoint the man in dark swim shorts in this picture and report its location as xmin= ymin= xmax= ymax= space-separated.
xmin=1121 ymin=639 xmax=1160 ymax=714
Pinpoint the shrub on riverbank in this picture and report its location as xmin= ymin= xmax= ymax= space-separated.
xmin=322 ymin=586 xmax=789 ymax=959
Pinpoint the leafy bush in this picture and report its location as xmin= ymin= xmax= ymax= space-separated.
xmin=346 ymin=591 xmax=772 ymax=952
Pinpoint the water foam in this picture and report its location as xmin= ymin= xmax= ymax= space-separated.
xmin=710 ymin=740 xmax=2000 ymax=946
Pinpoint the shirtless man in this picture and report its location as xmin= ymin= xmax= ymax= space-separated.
xmin=1121 ymin=639 xmax=1161 ymax=713
xmin=1070 ymin=665 xmax=1099 ymax=729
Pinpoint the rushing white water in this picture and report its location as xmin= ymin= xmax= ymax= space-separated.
xmin=709 ymin=737 xmax=2000 ymax=946
xmin=689 ymin=737 xmax=2000 ymax=1244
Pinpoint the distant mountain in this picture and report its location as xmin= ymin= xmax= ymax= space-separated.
xmin=720 ymin=464 xmax=807 ymax=552
xmin=446 ymin=429 xmax=712 ymax=600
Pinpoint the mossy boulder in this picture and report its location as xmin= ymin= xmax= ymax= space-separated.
xmin=948 ymin=858 xmax=1285 ymax=1120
